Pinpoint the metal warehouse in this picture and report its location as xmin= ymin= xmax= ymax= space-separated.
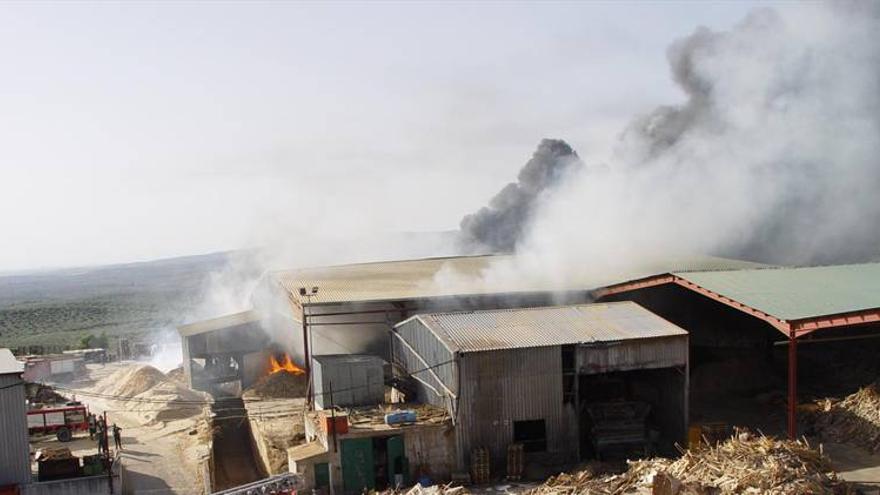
xmin=0 ymin=348 xmax=30 ymax=486
xmin=391 ymin=302 xmax=689 ymax=471
xmin=269 ymin=253 xmax=755 ymax=374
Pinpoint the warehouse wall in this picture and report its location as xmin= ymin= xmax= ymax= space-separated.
xmin=578 ymin=336 xmax=688 ymax=374
xmin=457 ymin=346 xmax=576 ymax=471
xmin=0 ymin=372 xmax=31 ymax=486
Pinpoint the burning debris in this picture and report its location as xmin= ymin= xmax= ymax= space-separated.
xmin=459 ymin=139 xmax=583 ymax=253
xmin=268 ymin=353 xmax=305 ymax=375
xmin=243 ymin=354 xmax=307 ymax=399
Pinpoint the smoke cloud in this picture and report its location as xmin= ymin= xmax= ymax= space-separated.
xmin=459 ymin=139 xmax=582 ymax=253
xmin=496 ymin=2 xmax=880 ymax=280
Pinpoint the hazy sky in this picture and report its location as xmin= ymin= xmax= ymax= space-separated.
xmin=0 ymin=1 xmax=767 ymax=270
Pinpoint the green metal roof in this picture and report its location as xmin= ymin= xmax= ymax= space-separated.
xmin=674 ymin=263 xmax=880 ymax=321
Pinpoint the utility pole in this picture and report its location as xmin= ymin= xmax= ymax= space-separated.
xmin=299 ymin=287 xmax=318 ymax=407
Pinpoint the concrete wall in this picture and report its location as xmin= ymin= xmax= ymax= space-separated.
xmin=0 ymin=373 xmax=31 ymax=486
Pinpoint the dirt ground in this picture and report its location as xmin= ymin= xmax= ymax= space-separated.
xmin=56 ymin=361 xmax=212 ymax=495
xmin=243 ymin=397 xmax=307 ymax=474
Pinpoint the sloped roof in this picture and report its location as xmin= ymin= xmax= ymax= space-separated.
xmin=400 ymin=302 xmax=687 ymax=353
xmin=275 ymin=253 xmax=766 ymax=306
xmin=674 ymin=263 xmax=880 ymax=321
xmin=177 ymin=310 xmax=261 ymax=337
xmin=0 ymin=348 xmax=24 ymax=375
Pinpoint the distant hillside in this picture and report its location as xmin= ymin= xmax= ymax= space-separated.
xmin=0 ymin=252 xmax=231 ymax=349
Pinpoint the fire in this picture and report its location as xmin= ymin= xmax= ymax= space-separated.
xmin=269 ymin=354 xmax=305 ymax=375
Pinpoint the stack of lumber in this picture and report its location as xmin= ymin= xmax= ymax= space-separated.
xmin=811 ymin=381 xmax=880 ymax=452
xmin=527 ymin=431 xmax=849 ymax=494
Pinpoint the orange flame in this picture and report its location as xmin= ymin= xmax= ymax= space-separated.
xmin=269 ymin=354 xmax=305 ymax=375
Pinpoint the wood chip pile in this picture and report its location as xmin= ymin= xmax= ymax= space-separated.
xmin=810 ymin=381 xmax=880 ymax=453
xmin=380 ymin=483 xmax=464 ymax=495
xmin=527 ymin=431 xmax=850 ymax=495
xmin=242 ymin=370 xmax=308 ymax=399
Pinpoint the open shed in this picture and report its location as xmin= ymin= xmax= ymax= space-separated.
xmin=178 ymin=310 xmax=272 ymax=394
xmin=596 ymin=262 xmax=880 ymax=438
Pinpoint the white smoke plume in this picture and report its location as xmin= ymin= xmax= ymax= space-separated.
xmin=502 ymin=2 xmax=880 ymax=282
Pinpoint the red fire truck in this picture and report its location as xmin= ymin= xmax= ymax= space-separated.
xmin=27 ymin=404 xmax=90 ymax=442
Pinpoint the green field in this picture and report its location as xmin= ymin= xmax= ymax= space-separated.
xmin=0 ymin=252 xmax=230 ymax=350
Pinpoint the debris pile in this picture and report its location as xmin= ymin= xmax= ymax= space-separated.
xmin=347 ymin=403 xmax=449 ymax=428
xmin=243 ymin=370 xmax=307 ymax=399
xmin=28 ymin=383 xmax=67 ymax=405
xmin=528 ymin=431 xmax=847 ymax=495
xmin=811 ymin=381 xmax=880 ymax=453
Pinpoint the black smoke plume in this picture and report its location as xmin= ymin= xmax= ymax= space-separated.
xmin=458 ymin=139 xmax=583 ymax=253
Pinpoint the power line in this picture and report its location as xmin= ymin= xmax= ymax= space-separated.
xmin=38 ymin=357 xmax=457 ymax=407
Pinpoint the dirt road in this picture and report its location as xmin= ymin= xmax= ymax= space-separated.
xmin=63 ymin=362 xmax=210 ymax=495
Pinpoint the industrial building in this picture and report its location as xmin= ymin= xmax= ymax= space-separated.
xmin=268 ymin=253 xmax=757 ymax=367
xmin=596 ymin=262 xmax=880 ymax=438
xmin=0 ymin=348 xmax=31 ymax=486
xmin=178 ymin=310 xmax=273 ymax=393
xmin=391 ymin=302 xmax=689 ymax=472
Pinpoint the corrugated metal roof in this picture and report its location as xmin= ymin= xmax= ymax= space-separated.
xmin=675 ymin=263 xmax=880 ymax=321
xmin=275 ymin=254 xmax=766 ymax=306
xmin=0 ymin=349 xmax=23 ymax=375
xmin=177 ymin=310 xmax=261 ymax=337
xmin=404 ymin=302 xmax=687 ymax=353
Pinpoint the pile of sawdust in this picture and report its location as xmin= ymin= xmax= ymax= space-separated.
xmin=96 ymin=364 xmax=168 ymax=397
xmin=126 ymin=381 xmax=210 ymax=424
xmin=94 ymin=364 xmax=211 ymax=425
xmin=527 ymin=431 xmax=847 ymax=495
xmin=166 ymin=367 xmax=186 ymax=383
xmin=811 ymin=381 xmax=880 ymax=452
xmin=243 ymin=371 xmax=307 ymax=400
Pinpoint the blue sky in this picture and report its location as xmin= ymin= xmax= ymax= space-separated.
xmin=0 ymin=1 xmax=770 ymax=269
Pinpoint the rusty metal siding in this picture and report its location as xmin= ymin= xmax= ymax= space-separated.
xmin=392 ymin=318 xmax=457 ymax=409
xmin=457 ymin=346 xmax=575 ymax=469
xmin=578 ymin=336 xmax=687 ymax=374
xmin=0 ymin=373 xmax=31 ymax=485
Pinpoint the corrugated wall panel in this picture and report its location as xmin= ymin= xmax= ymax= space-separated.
xmin=458 ymin=346 xmax=575 ymax=470
xmin=0 ymin=373 xmax=32 ymax=485
xmin=392 ymin=318 xmax=457 ymax=409
xmin=578 ymin=336 xmax=687 ymax=374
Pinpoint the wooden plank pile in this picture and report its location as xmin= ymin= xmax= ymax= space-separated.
xmin=526 ymin=431 xmax=850 ymax=494
xmin=810 ymin=381 xmax=880 ymax=453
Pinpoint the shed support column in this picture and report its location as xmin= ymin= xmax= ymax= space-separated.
xmin=787 ymin=331 xmax=797 ymax=439
xmin=302 ymin=315 xmax=311 ymax=405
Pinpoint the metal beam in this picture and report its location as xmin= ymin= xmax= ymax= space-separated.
xmin=787 ymin=331 xmax=798 ymax=439
xmin=593 ymin=275 xmax=677 ymax=297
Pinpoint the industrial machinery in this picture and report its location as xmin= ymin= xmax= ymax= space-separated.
xmin=586 ymin=401 xmax=651 ymax=460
